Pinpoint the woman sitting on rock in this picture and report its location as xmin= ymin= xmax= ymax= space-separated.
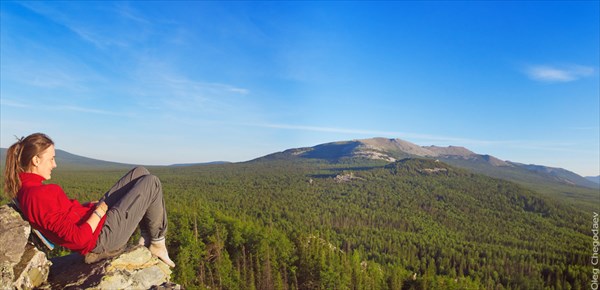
xmin=3 ymin=133 xmax=175 ymax=267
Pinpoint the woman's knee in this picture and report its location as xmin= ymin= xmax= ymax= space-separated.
xmin=132 ymin=166 xmax=150 ymax=178
xmin=139 ymin=174 xmax=162 ymax=190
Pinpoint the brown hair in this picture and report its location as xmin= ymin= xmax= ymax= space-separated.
xmin=3 ymin=133 xmax=54 ymax=199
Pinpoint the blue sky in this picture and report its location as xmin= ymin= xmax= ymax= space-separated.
xmin=1 ymin=1 xmax=598 ymax=176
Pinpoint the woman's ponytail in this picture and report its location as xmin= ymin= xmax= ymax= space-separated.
xmin=4 ymin=138 xmax=24 ymax=199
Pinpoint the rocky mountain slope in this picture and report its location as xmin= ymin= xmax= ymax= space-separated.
xmin=256 ymin=137 xmax=598 ymax=189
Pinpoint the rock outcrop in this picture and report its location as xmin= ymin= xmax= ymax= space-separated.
xmin=0 ymin=204 xmax=51 ymax=289
xmin=48 ymin=245 xmax=174 ymax=289
xmin=0 ymin=205 xmax=179 ymax=289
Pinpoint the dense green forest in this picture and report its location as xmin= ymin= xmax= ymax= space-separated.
xmin=1 ymin=158 xmax=596 ymax=289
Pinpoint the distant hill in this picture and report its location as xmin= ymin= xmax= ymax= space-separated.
xmin=170 ymin=161 xmax=231 ymax=167
xmin=254 ymin=137 xmax=600 ymax=190
xmin=587 ymin=175 xmax=600 ymax=184
xmin=0 ymin=148 xmax=131 ymax=169
xmin=0 ymin=148 xmax=228 ymax=169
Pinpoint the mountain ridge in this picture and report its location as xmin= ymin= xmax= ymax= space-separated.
xmin=586 ymin=175 xmax=600 ymax=184
xmin=0 ymin=148 xmax=226 ymax=168
xmin=255 ymin=137 xmax=599 ymax=190
xmin=0 ymin=148 xmax=131 ymax=169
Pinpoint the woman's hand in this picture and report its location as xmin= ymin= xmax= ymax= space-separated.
xmin=96 ymin=201 xmax=108 ymax=213
xmin=86 ymin=201 xmax=109 ymax=232
xmin=82 ymin=200 xmax=99 ymax=207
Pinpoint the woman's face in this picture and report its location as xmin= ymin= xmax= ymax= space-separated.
xmin=30 ymin=145 xmax=57 ymax=180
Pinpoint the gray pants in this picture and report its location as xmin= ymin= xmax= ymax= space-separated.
xmin=92 ymin=166 xmax=168 ymax=254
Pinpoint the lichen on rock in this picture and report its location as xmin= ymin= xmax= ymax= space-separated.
xmin=0 ymin=205 xmax=52 ymax=289
xmin=48 ymin=245 xmax=173 ymax=289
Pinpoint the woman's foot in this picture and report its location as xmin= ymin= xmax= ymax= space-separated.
xmin=149 ymin=238 xmax=175 ymax=268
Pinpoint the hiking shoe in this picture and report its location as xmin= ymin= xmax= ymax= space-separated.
xmin=84 ymin=246 xmax=126 ymax=264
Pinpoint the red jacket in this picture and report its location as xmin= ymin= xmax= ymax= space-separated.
xmin=17 ymin=173 xmax=105 ymax=254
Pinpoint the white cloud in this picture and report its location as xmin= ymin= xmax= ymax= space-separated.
xmin=20 ymin=2 xmax=140 ymax=49
xmin=114 ymin=3 xmax=150 ymax=25
xmin=248 ymin=123 xmax=499 ymax=145
xmin=525 ymin=64 xmax=594 ymax=83
xmin=254 ymin=123 xmax=398 ymax=136
xmin=130 ymin=64 xmax=250 ymax=114
xmin=0 ymin=97 xmax=129 ymax=116
xmin=248 ymin=123 xmax=595 ymax=154
xmin=0 ymin=98 xmax=30 ymax=108
xmin=53 ymin=105 xmax=132 ymax=116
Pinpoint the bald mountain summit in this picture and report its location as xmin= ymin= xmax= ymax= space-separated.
xmin=257 ymin=137 xmax=495 ymax=162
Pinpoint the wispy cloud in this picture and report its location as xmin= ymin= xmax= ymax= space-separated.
xmin=114 ymin=3 xmax=150 ymax=25
xmin=21 ymin=68 xmax=86 ymax=90
xmin=0 ymin=98 xmax=30 ymax=108
xmin=53 ymin=105 xmax=132 ymax=117
xmin=248 ymin=123 xmax=594 ymax=154
xmin=247 ymin=123 xmax=500 ymax=145
xmin=524 ymin=64 xmax=594 ymax=83
xmin=253 ymin=123 xmax=399 ymax=136
xmin=130 ymin=65 xmax=250 ymax=114
xmin=0 ymin=98 xmax=130 ymax=116
xmin=569 ymin=126 xmax=600 ymax=131
xmin=19 ymin=2 xmax=140 ymax=49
